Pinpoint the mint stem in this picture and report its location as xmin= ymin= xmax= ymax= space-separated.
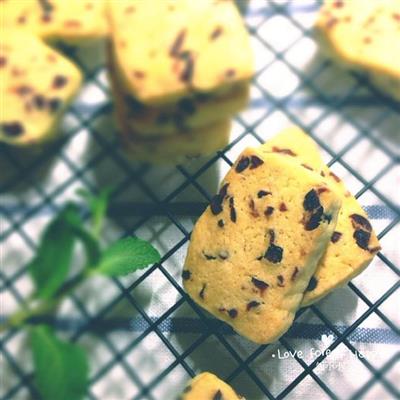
xmin=0 ymin=271 xmax=86 ymax=333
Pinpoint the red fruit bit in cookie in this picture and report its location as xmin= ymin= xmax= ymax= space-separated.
xmin=213 ymin=390 xmax=222 ymax=400
xmin=235 ymin=156 xmax=250 ymax=172
xmin=181 ymin=270 xmax=191 ymax=280
xmin=225 ymin=68 xmax=236 ymax=78
xmin=258 ymin=190 xmax=271 ymax=198
xmin=326 ymin=17 xmax=338 ymax=29
xmin=0 ymin=56 xmax=6 ymax=68
xmin=264 ymin=243 xmax=283 ymax=263
xmin=170 ymin=29 xmax=186 ymax=57
xmin=317 ymin=187 xmax=329 ymax=195
xmin=249 ymin=155 xmax=264 ymax=169
xmin=15 ymin=85 xmax=32 ymax=95
xmin=199 ymin=284 xmax=207 ymax=299
xmin=363 ymin=37 xmax=372 ymax=44
xmin=393 ymin=13 xmax=400 ymax=22
xmin=333 ymin=0 xmax=344 ymax=8
xmin=251 ymin=277 xmax=269 ymax=294
xmin=291 ymin=267 xmax=299 ymax=281
xmin=268 ymin=229 xmax=276 ymax=244
xmin=179 ymin=53 xmax=194 ymax=83
xmin=331 ymin=231 xmax=342 ymax=243
xmin=33 ymin=94 xmax=46 ymax=109
xmin=249 ymin=198 xmax=259 ymax=217
xmin=228 ymin=308 xmax=238 ymax=318
xmin=368 ymin=246 xmax=381 ymax=254
xmin=125 ymin=5 xmax=135 ymax=13
xmin=247 ymin=301 xmax=261 ymax=311
xmin=306 ymin=276 xmax=318 ymax=291
xmin=41 ymin=14 xmax=52 ymax=23
xmin=48 ymin=98 xmax=61 ymax=112
xmin=279 ymin=202 xmax=288 ymax=212
xmin=272 ymin=146 xmax=296 ymax=156
xmin=264 ymin=206 xmax=274 ymax=216
xmin=1 ymin=122 xmax=24 ymax=137
xmin=210 ymin=26 xmax=223 ymax=40
xmin=329 ymin=171 xmax=341 ymax=182
xmin=64 ymin=20 xmax=81 ymax=28
xmin=301 ymin=163 xmax=314 ymax=171
xmin=353 ymin=229 xmax=371 ymax=250
xmin=229 ymin=197 xmax=237 ymax=223
xmin=17 ymin=15 xmax=26 ymax=24
xmin=303 ymin=189 xmax=321 ymax=211
xmin=133 ymin=70 xmax=146 ymax=79
xmin=350 ymin=214 xmax=372 ymax=232
xmin=52 ymin=75 xmax=68 ymax=89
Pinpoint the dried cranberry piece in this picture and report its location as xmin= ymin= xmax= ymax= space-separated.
xmin=350 ymin=214 xmax=372 ymax=232
xmin=210 ymin=26 xmax=223 ymax=40
xmin=1 ymin=122 xmax=24 ymax=137
xmin=249 ymin=155 xmax=264 ymax=169
xmin=210 ymin=194 xmax=223 ymax=215
xmin=264 ymin=206 xmax=274 ymax=216
xmin=52 ymin=74 xmax=68 ymax=89
xmin=257 ymin=190 xmax=271 ymax=198
xmin=251 ymin=277 xmax=269 ymax=293
xmin=169 ymin=29 xmax=186 ymax=57
xmin=264 ymin=243 xmax=283 ymax=263
xmin=354 ymin=229 xmax=371 ymax=250
xmin=272 ymin=146 xmax=296 ymax=156
xmin=247 ymin=301 xmax=261 ymax=311
xmin=181 ymin=270 xmax=191 ymax=280
xmin=213 ymin=390 xmax=222 ymax=400
xmin=331 ymin=231 xmax=342 ymax=243
xmin=279 ymin=202 xmax=288 ymax=212
xmin=228 ymin=308 xmax=238 ymax=318
xmin=305 ymin=206 xmax=324 ymax=231
xmin=235 ymin=156 xmax=250 ymax=173
xmin=306 ymin=276 xmax=318 ymax=291
xmin=303 ymin=189 xmax=320 ymax=211
xmin=291 ymin=267 xmax=299 ymax=281
xmin=199 ymin=284 xmax=207 ymax=299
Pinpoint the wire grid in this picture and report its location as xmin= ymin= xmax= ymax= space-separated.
xmin=1 ymin=1 xmax=399 ymax=399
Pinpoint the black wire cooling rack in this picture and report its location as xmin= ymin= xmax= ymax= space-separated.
xmin=1 ymin=1 xmax=399 ymax=399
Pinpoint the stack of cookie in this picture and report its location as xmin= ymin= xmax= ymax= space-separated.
xmin=183 ymin=127 xmax=380 ymax=344
xmin=107 ymin=0 xmax=254 ymax=163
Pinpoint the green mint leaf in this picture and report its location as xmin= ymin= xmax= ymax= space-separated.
xmin=93 ymin=237 xmax=161 ymax=277
xmin=77 ymin=187 xmax=112 ymax=238
xmin=31 ymin=326 xmax=88 ymax=400
xmin=28 ymin=204 xmax=79 ymax=299
xmin=62 ymin=210 xmax=101 ymax=268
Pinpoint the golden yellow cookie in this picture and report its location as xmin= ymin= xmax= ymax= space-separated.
xmin=0 ymin=31 xmax=82 ymax=145
xmin=108 ymin=45 xmax=248 ymax=137
xmin=180 ymin=372 xmax=244 ymax=400
xmin=107 ymin=0 xmax=254 ymax=105
xmin=259 ymin=126 xmax=381 ymax=306
xmin=1 ymin=0 xmax=108 ymax=44
xmin=183 ymin=148 xmax=342 ymax=344
xmin=316 ymin=0 xmax=400 ymax=100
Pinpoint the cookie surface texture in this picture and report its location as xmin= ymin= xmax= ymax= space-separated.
xmin=184 ymin=148 xmax=342 ymax=343
xmin=260 ymin=126 xmax=381 ymax=306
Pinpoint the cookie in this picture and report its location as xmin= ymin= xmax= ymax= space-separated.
xmin=107 ymin=0 xmax=254 ymax=105
xmin=1 ymin=0 xmax=108 ymax=44
xmin=316 ymin=0 xmax=400 ymax=100
xmin=259 ymin=126 xmax=381 ymax=306
xmin=180 ymin=372 xmax=244 ymax=400
xmin=119 ymin=118 xmax=231 ymax=164
xmin=183 ymin=148 xmax=342 ymax=344
xmin=0 ymin=31 xmax=82 ymax=146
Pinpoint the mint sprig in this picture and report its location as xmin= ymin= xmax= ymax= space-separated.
xmin=1 ymin=188 xmax=161 ymax=400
